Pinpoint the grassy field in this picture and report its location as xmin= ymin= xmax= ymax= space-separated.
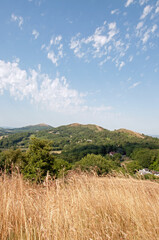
xmin=0 ymin=172 xmax=159 ymax=240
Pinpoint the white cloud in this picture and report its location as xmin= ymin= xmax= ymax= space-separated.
xmin=0 ymin=60 xmax=82 ymax=110
xmin=0 ymin=60 xmax=112 ymax=115
xmin=115 ymin=59 xmax=125 ymax=70
xmin=140 ymin=5 xmax=153 ymax=19
xmin=111 ymin=9 xmax=119 ymax=15
xmin=140 ymin=24 xmax=157 ymax=44
xmin=142 ymin=30 xmax=150 ymax=43
xmin=156 ymin=7 xmax=159 ymax=13
xmin=70 ymin=22 xmax=119 ymax=58
xmin=49 ymin=35 xmax=62 ymax=46
xmin=32 ymin=29 xmax=39 ymax=39
xmin=108 ymin=22 xmax=116 ymax=30
xmin=70 ymin=33 xmax=84 ymax=58
xmin=136 ymin=21 xmax=144 ymax=30
xmin=136 ymin=17 xmax=158 ymax=46
xmin=47 ymin=52 xmax=58 ymax=66
xmin=70 ymin=21 xmax=129 ymax=70
xmin=139 ymin=0 xmax=149 ymax=6
xmin=129 ymin=55 xmax=133 ymax=62
xmin=119 ymin=61 xmax=125 ymax=70
xmin=11 ymin=14 xmax=23 ymax=29
xmin=129 ymin=82 xmax=141 ymax=89
xmin=125 ymin=0 xmax=134 ymax=7
xmin=70 ymin=6 xmax=158 ymax=71
xmin=43 ymin=35 xmax=64 ymax=66
xmin=151 ymin=24 xmax=157 ymax=33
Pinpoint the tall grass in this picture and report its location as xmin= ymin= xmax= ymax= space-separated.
xmin=0 ymin=172 xmax=159 ymax=240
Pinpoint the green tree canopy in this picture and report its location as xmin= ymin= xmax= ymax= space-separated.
xmin=131 ymin=148 xmax=158 ymax=168
xmin=22 ymin=137 xmax=55 ymax=181
xmin=0 ymin=148 xmax=24 ymax=173
xmin=75 ymin=153 xmax=118 ymax=175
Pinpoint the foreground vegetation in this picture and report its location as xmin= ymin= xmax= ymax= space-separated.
xmin=0 ymin=172 xmax=159 ymax=240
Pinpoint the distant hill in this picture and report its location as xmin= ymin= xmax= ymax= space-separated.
xmin=0 ymin=127 xmax=13 ymax=135
xmin=0 ymin=123 xmax=53 ymax=135
xmin=11 ymin=123 xmax=53 ymax=132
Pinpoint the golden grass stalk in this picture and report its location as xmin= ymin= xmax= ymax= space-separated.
xmin=0 ymin=172 xmax=159 ymax=240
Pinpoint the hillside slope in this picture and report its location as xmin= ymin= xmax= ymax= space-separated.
xmin=116 ymin=128 xmax=145 ymax=139
xmin=0 ymin=123 xmax=159 ymax=161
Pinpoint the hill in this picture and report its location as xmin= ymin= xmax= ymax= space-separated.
xmin=0 ymin=123 xmax=53 ymax=135
xmin=1 ymin=123 xmax=159 ymax=162
xmin=69 ymin=123 xmax=104 ymax=132
xmin=11 ymin=123 xmax=53 ymax=132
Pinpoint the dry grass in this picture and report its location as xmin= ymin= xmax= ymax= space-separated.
xmin=0 ymin=172 xmax=159 ymax=240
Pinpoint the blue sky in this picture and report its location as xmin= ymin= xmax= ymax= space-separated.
xmin=0 ymin=0 xmax=159 ymax=134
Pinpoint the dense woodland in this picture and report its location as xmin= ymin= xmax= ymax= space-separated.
xmin=0 ymin=123 xmax=159 ymax=181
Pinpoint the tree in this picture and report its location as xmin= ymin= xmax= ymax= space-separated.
xmin=75 ymin=153 xmax=117 ymax=175
xmin=22 ymin=138 xmax=55 ymax=181
xmin=131 ymin=148 xmax=158 ymax=168
xmin=0 ymin=149 xmax=24 ymax=173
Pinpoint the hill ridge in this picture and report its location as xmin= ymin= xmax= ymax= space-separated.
xmin=116 ymin=128 xmax=145 ymax=139
xmin=69 ymin=123 xmax=105 ymax=132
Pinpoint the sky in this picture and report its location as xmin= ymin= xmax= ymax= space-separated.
xmin=0 ymin=0 xmax=159 ymax=134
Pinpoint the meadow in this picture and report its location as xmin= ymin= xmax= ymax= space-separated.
xmin=0 ymin=172 xmax=159 ymax=240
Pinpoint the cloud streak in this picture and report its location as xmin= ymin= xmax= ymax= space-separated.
xmin=125 ymin=0 xmax=134 ymax=8
xmin=11 ymin=14 xmax=23 ymax=29
xmin=139 ymin=0 xmax=149 ymax=6
xmin=129 ymin=82 xmax=141 ymax=89
xmin=42 ymin=35 xmax=64 ymax=66
xmin=32 ymin=29 xmax=39 ymax=39
xmin=140 ymin=5 xmax=153 ymax=19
